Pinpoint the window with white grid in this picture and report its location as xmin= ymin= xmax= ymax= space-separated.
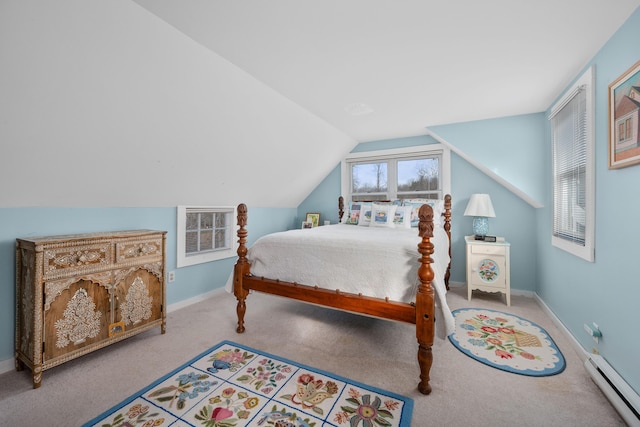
xmin=342 ymin=144 xmax=450 ymax=203
xmin=177 ymin=206 xmax=237 ymax=267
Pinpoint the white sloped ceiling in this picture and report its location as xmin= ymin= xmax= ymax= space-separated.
xmin=0 ymin=0 xmax=355 ymax=208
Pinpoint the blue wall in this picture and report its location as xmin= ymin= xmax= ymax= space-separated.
xmin=298 ymin=127 xmax=541 ymax=293
xmin=299 ymin=7 xmax=640 ymax=396
xmin=536 ymin=7 xmax=640 ymax=395
xmin=0 ymin=206 xmax=296 ymax=362
xmin=298 ymin=164 xmax=343 ymax=226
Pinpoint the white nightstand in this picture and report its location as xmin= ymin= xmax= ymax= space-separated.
xmin=465 ymin=235 xmax=511 ymax=306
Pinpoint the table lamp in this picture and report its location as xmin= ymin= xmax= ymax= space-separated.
xmin=463 ymin=193 xmax=496 ymax=237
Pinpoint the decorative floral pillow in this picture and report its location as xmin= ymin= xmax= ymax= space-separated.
xmin=404 ymin=199 xmax=444 ymax=227
xmin=370 ymin=204 xmax=397 ymax=228
xmin=393 ymin=206 xmax=412 ymax=229
xmin=345 ymin=202 xmax=362 ymax=225
xmin=357 ymin=203 xmax=373 ymax=226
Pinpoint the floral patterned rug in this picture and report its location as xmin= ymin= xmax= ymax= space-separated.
xmin=448 ymin=308 xmax=565 ymax=376
xmin=82 ymin=340 xmax=413 ymax=427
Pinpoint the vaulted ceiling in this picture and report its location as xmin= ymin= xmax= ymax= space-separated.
xmin=3 ymin=1 xmax=639 ymax=209
xmin=133 ymin=0 xmax=640 ymax=142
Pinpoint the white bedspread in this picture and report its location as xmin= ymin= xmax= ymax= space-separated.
xmin=226 ymin=223 xmax=454 ymax=337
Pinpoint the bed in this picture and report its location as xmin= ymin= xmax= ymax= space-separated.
xmin=230 ymin=194 xmax=452 ymax=394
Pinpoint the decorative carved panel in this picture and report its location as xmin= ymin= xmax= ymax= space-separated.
xmin=54 ymin=288 xmax=102 ymax=348
xmin=116 ymin=239 xmax=162 ymax=263
xmin=43 ymin=243 xmax=111 ymax=278
xmin=120 ymin=276 xmax=153 ymax=326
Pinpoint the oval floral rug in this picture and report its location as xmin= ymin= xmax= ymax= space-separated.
xmin=448 ymin=308 xmax=566 ymax=376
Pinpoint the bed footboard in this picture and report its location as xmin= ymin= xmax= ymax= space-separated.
xmin=232 ymin=201 xmax=441 ymax=395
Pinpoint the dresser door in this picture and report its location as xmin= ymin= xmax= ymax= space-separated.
xmin=469 ymin=246 xmax=506 ymax=290
xmin=43 ymin=279 xmax=110 ymax=362
xmin=113 ymin=268 xmax=162 ymax=335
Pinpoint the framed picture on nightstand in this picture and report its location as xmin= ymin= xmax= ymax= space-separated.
xmin=305 ymin=213 xmax=320 ymax=228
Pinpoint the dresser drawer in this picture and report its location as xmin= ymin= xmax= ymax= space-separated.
xmin=116 ymin=238 xmax=163 ymax=263
xmin=470 ymin=244 xmax=505 ymax=256
xmin=43 ymin=243 xmax=112 ymax=278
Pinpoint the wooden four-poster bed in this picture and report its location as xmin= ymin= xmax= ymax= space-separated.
xmin=231 ymin=194 xmax=452 ymax=394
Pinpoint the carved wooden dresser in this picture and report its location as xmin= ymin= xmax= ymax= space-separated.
xmin=15 ymin=230 xmax=167 ymax=388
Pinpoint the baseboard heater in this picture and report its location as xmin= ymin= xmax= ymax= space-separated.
xmin=585 ymin=355 xmax=640 ymax=426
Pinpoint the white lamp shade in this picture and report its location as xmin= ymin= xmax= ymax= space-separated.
xmin=463 ymin=194 xmax=496 ymax=218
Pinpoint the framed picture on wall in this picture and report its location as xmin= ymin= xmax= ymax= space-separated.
xmin=608 ymin=59 xmax=640 ymax=169
xmin=305 ymin=213 xmax=320 ymax=228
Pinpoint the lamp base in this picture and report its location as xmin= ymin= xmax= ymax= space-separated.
xmin=472 ymin=216 xmax=489 ymax=236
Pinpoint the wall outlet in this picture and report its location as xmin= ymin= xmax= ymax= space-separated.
xmin=167 ymin=271 xmax=175 ymax=283
xmin=584 ymin=322 xmax=601 ymax=343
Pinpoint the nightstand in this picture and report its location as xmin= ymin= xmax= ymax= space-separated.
xmin=465 ymin=235 xmax=511 ymax=306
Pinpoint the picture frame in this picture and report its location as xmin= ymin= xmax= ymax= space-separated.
xmin=305 ymin=212 xmax=320 ymax=228
xmin=608 ymin=59 xmax=640 ymax=169
xmin=301 ymin=221 xmax=313 ymax=229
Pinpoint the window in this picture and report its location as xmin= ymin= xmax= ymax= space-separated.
xmin=177 ymin=206 xmax=238 ymax=267
xmin=549 ymin=66 xmax=594 ymax=262
xmin=619 ymin=117 xmax=633 ymax=143
xmin=342 ymin=144 xmax=450 ymax=202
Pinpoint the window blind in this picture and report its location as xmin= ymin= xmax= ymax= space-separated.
xmin=552 ymin=86 xmax=587 ymax=245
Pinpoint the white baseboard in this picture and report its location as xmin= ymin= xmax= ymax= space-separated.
xmin=447 ymin=280 xmax=465 ymax=288
xmin=0 ymin=357 xmax=14 ymax=376
xmin=452 ymin=282 xmax=582 ymax=357
xmin=449 ymin=280 xmax=535 ymax=298
xmin=166 ymin=286 xmax=226 ymax=313
xmin=534 ymin=293 xmax=588 ymax=361
xmin=0 ymin=287 xmax=228 ymax=376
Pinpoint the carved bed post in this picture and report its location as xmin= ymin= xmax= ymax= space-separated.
xmin=234 ymin=204 xmax=250 ymax=333
xmin=443 ymin=194 xmax=452 ymax=290
xmin=416 ymin=204 xmax=435 ymax=395
xmin=338 ymin=196 xmax=345 ymax=223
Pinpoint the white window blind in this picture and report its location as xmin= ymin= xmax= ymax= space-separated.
xmin=550 ymin=66 xmax=594 ymax=262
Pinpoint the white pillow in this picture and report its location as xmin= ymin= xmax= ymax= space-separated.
xmin=369 ymin=203 xmax=397 ymax=228
xmin=357 ymin=203 xmax=373 ymax=226
xmin=393 ymin=205 xmax=412 ymax=229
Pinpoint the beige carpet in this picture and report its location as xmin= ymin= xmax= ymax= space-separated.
xmin=0 ymin=285 xmax=626 ymax=426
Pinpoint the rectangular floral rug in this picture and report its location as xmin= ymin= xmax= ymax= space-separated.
xmin=82 ymin=340 xmax=413 ymax=427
